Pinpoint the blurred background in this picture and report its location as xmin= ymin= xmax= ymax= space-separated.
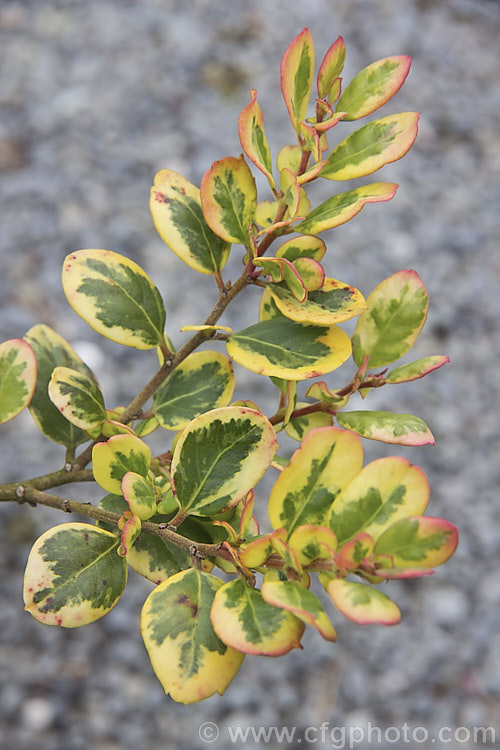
xmin=1 ymin=1 xmax=499 ymax=748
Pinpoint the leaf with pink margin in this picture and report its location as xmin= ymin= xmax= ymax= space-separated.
xmin=118 ymin=514 xmax=142 ymax=557
xmin=295 ymin=183 xmax=398 ymax=235
xmin=261 ymin=579 xmax=337 ymax=642
xmin=281 ymin=29 xmax=315 ymax=131
xmin=335 ymin=56 xmax=412 ymax=120
xmin=324 ymin=578 xmax=401 ymax=625
xmin=337 ymin=533 xmax=375 ymax=572
xmin=336 ymin=410 xmax=435 ymax=446
xmin=200 ymin=156 xmax=257 ymax=246
xmin=299 ymin=122 xmax=321 ymax=162
xmin=374 ymin=516 xmax=459 ymax=568
xmin=386 ymin=355 xmax=450 ymax=384
xmin=292 ymin=258 xmax=325 ymax=292
xmin=288 ymin=524 xmax=338 ymax=566
xmin=275 ymin=236 xmax=326 ymax=263
xmin=238 ymin=89 xmax=275 ymax=189
xmin=317 ymin=36 xmax=346 ymax=99
xmin=280 ymin=168 xmax=301 ymax=218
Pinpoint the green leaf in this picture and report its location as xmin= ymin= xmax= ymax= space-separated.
xmin=238 ymin=89 xmax=275 ymax=189
xmin=280 ymin=28 xmax=315 ymax=131
xmin=23 ymin=523 xmax=127 ymax=627
xmin=210 ymin=578 xmax=304 ymax=655
xmin=171 ymin=406 xmax=277 ymax=517
xmin=226 ymin=318 xmax=351 ymax=380
xmin=328 ymin=456 xmax=430 ymax=545
xmin=48 ymin=366 xmax=105 ymax=431
xmin=268 ymin=277 xmax=366 ymax=325
xmin=321 ymin=112 xmax=419 ymax=180
xmin=150 ymin=169 xmax=230 ymax=275
xmin=288 ymin=524 xmax=338 ymax=565
xmin=62 ymin=249 xmax=166 ymax=349
xmin=285 ymin=407 xmax=333 ymax=442
xmin=295 ymin=183 xmax=398 ymax=235
xmin=268 ymin=426 xmax=363 ymax=535
xmin=200 ymin=155 xmax=257 ymax=245
xmin=261 ymin=580 xmax=337 ymax=642
xmin=336 ymin=410 xmax=434 ymax=446
xmin=317 ymin=36 xmax=346 ymax=100
xmin=127 ymin=534 xmax=191 ymax=585
xmin=24 ymin=324 xmax=93 ymax=448
xmin=92 ymin=433 xmax=151 ymax=495
xmin=386 ymin=355 xmax=450 ymax=384
xmin=352 ymin=269 xmax=429 ymax=367
xmin=335 ymin=55 xmax=412 ymax=120
xmin=0 ymin=339 xmax=37 ymax=423
xmin=121 ymin=471 xmax=157 ymax=520
xmin=374 ymin=516 xmax=459 ymax=568
xmin=292 ymin=258 xmax=325 ymax=292
xmin=324 ymin=578 xmax=401 ymax=625
xmin=141 ymin=568 xmax=245 ymax=703
xmin=153 ymin=351 xmax=235 ymax=431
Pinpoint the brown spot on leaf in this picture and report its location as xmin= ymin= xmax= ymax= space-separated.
xmin=176 ymin=593 xmax=198 ymax=617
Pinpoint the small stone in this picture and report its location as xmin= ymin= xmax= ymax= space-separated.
xmin=21 ymin=697 xmax=56 ymax=732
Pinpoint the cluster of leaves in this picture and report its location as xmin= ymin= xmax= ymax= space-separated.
xmin=0 ymin=30 xmax=457 ymax=705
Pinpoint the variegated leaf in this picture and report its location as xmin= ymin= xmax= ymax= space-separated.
xmin=210 ymin=578 xmax=304 ymax=655
xmin=285 ymin=407 xmax=333 ymax=442
xmin=200 ymin=155 xmax=257 ymax=246
xmin=0 ymin=339 xmax=37 ymax=423
xmin=386 ymin=355 xmax=450 ymax=384
xmin=24 ymin=324 xmax=94 ymax=448
xmin=352 ymin=270 xmax=429 ymax=367
xmin=321 ymin=112 xmax=419 ymax=180
xmin=238 ymin=89 xmax=275 ymax=188
xmin=295 ymin=183 xmax=398 ymax=235
xmin=317 ymin=36 xmax=346 ymax=100
xmin=280 ymin=167 xmax=301 ymax=218
xmin=226 ymin=318 xmax=351 ymax=380
xmin=288 ymin=524 xmax=338 ymax=565
xmin=171 ymin=406 xmax=277 ymax=517
xmin=328 ymin=456 xmax=429 ymax=545
xmin=274 ymin=237 xmax=326 ymax=264
xmin=261 ymin=580 xmax=337 ymax=642
xmin=150 ymin=169 xmax=231 ymax=275
xmin=92 ymin=433 xmax=151 ymax=495
xmin=62 ymin=249 xmax=166 ymax=349
xmin=268 ymin=277 xmax=366 ymax=325
xmin=153 ymin=351 xmax=235 ymax=431
xmin=324 ymin=578 xmax=401 ymax=625
xmin=118 ymin=514 xmax=141 ymax=556
xmin=121 ymin=471 xmax=157 ymax=520
xmin=24 ymin=523 xmax=127 ymax=627
xmin=374 ymin=516 xmax=459 ymax=568
xmin=335 ymin=56 xmax=412 ymax=120
xmin=269 ymin=426 xmax=363 ymax=535
xmin=141 ymin=568 xmax=244 ymax=703
xmin=48 ymin=366 xmax=105 ymax=431
xmin=281 ymin=28 xmax=315 ymax=131
xmin=292 ymin=257 xmax=325 ymax=292
xmin=336 ymin=411 xmax=434 ymax=446
xmin=337 ymin=533 xmax=375 ymax=572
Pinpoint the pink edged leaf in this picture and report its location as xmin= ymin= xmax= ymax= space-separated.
xmin=305 ymin=381 xmax=349 ymax=408
xmin=375 ymin=567 xmax=435 ymax=580
xmin=200 ymin=155 xmax=257 ymax=246
xmin=288 ymin=524 xmax=338 ymax=566
xmin=317 ymin=36 xmax=346 ymax=99
xmin=238 ymin=89 xmax=275 ymax=189
xmin=210 ymin=578 xmax=305 ymax=656
xmin=336 ymin=410 xmax=435 ymax=446
xmin=292 ymin=257 xmax=325 ymax=292
xmin=270 ymin=535 xmax=303 ymax=576
xmin=0 ymin=338 xmax=37 ymax=423
xmin=325 ymin=578 xmax=401 ymax=625
xmin=239 ymin=490 xmax=255 ymax=539
xmin=352 ymin=269 xmax=429 ymax=368
xmin=336 ymin=55 xmax=412 ymax=120
xmin=386 ymin=355 xmax=450 ymax=384
xmin=321 ymin=112 xmax=420 ymax=181
xmin=118 ymin=514 xmax=142 ymax=557
xmin=261 ymin=579 xmax=337 ymax=642
xmin=239 ymin=529 xmax=286 ymax=569
xmin=312 ymin=112 xmax=347 ymax=134
xmin=374 ymin=516 xmax=459 ymax=568
xmin=268 ymin=276 xmax=366 ymax=326
xmin=295 ymin=183 xmax=398 ymax=235
xmin=121 ymin=471 xmax=157 ymax=521
xmin=299 ymin=122 xmax=321 ymax=162
xmin=337 ymin=533 xmax=375 ymax=573
xmin=281 ymin=28 xmax=315 ymax=131
xmin=275 ymin=235 xmax=326 ymax=263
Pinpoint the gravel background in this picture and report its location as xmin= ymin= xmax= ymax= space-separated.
xmin=1 ymin=1 xmax=499 ymax=748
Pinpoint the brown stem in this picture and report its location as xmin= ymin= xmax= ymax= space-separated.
xmin=268 ymin=401 xmax=329 ymax=426
xmin=0 ymin=468 xmax=94 ymax=501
